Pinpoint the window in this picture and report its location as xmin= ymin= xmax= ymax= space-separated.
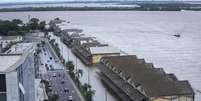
xmin=0 ymin=74 xmax=6 ymax=101
xmin=0 ymin=74 xmax=6 ymax=92
xmin=0 ymin=93 xmax=6 ymax=101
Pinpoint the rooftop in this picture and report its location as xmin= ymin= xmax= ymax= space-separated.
xmin=6 ymin=43 xmax=33 ymax=54
xmin=82 ymin=42 xmax=108 ymax=48
xmin=90 ymin=46 xmax=120 ymax=55
xmin=56 ymin=22 xmax=81 ymax=31
xmin=101 ymin=55 xmax=194 ymax=97
xmin=0 ymin=54 xmax=22 ymax=72
xmin=0 ymin=43 xmax=35 ymax=73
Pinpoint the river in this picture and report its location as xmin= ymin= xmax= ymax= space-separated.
xmin=0 ymin=11 xmax=201 ymax=101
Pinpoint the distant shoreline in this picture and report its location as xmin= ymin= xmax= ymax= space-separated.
xmin=0 ymin=2 xmax=201 ymax=12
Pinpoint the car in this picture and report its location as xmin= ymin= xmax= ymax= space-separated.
xmin=48 ymin=85 xmax=52 ymax=88
xmin=64 ymin=88 xmax=69 ymax=93
xmin=68 ymin=95 xmax=73 ymax=101
xmin=52 ymin=73 xmax=57 ymax=77
xmin=61 ymin=79 xmax=65 ymax=84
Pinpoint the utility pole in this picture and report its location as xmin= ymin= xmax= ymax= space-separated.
xmin=67 ymin=48 xmax=70 ymax=61
xmin=105 ymin=88 xmax=107 ymax=101
xmin=75 ymin=57 xmax=78 ymax=75
xmin=88 ymin=68 xmax=90 ymax=85
xmin=62 ymin=44 xmax=63 ymax=56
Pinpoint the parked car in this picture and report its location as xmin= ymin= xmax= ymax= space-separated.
xmin=64 ymin=88 xmax=69 ymax=93
xmin=52 ymin=73 xmax=57 ymax=77
xmin=68 ymin=95 xmax=73 ymax=101
xmin=61 ymin=79 xmax=65 ymax=84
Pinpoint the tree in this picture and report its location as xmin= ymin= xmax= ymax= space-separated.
xmin=0 ymin=20 xmax=21 ymax=36
xmin=40 ymin=80 xmax=49 ymax=86
xmin=81 ymin=83 xmax=95 ymax=101
xmin=49 ymin=94 xmax=59 ymax=101
xmin=66 ymin=61 xmax=74 ymax=72
xmin=12 ymin=19 xmax=23 ymax=24
xmin=30 ymin=18 xmax=39 ymax=23
xmin=29 ymin=18 xmax=40 ymax=30
xmin=66 ymin=61 xmax=75 ymax=78
xmin=54 ymin=17 xmax=60 ymax=20
xmin=87 ymin=89 xmax=95 ymax=101
xmin=55 ymin=43 xmax=59 ymax=47
xmin=75 ymin=69 xmax=83 ymax=87
xmin=76 ymin=69 xmax=83 ymax=79
xmin=49 ymin=39 xmax=55 ymax=45
xmin=41 ymin=41 xmax=45 ymax=46
xmin=44 ymin=32 xmax=48 ymax=38
xmin=39 ymin=21 xmax=46 ymax=31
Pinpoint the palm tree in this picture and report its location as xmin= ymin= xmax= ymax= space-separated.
xmin=66 ymin=61 xmax=74 ymax=72
xmin=76 ymin=69 xmax=83 ymax=79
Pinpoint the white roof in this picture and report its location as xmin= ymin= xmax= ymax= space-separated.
xmin=0 ymin=36 xmax=22 ymax=41
xmin=6 ymin=43 xmax=33 ymax=54
xmin=56 ymin=22 xmax=79 ymax=31
xmin=90 ymin=46 xmax=120 ymax=55
xmin=0 ymin=55 xmax=22 ymax=72
xmin=0 ymin=43 xmax=35 ymax=72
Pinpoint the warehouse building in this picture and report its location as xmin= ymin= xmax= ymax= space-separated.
xmin=99 ymin=55 xmax=194 ymax=101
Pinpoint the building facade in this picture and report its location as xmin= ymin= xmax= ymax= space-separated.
xmin=0 ymin=43 xmax=36 ymax=101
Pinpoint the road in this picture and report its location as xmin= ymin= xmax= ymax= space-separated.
xmin=27 ymin=36 xmax=83 ymax=101
xmin=43 ymin=70 xmax=81 ymax=101
xmin=40 ymin=43 xmax=82 ymax=101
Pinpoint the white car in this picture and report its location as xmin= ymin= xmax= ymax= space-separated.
xmin=68 ymin=95 xmax=73 ymax=101
xmin=52 ymin=73 xmax=57 ymax=77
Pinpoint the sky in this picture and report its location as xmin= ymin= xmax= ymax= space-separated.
xmin=0 ymin=0 xmax=67 ymax=3
xmin=0 ymin=0 xmax=200 ymax=3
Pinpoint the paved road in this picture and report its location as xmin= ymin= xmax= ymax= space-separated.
xmin=43 ymin=70 xmax=82 ymax=101
xmin=40 ymin=45 xmax=82 ymax=101
xmin=27 ymin=36 xmax=82 ymax=101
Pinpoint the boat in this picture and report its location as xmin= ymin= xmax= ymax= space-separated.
xmin=173 ymin=34 xmax=181 ymax=38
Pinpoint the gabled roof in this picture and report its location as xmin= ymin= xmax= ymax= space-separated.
xmin=102 ymin=55 xmax=194 ymax=97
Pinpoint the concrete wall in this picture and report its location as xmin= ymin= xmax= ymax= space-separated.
xmin=21 ymin=52 xmax=35 ymax=101
xmin=6 ymin=71 xmax=19 ymax=101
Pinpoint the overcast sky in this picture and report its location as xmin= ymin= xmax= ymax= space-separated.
xmin=0 ymin=0 xmax=200 ymax=3
xmin=0 ymin=0 xmax=68 ymax=3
